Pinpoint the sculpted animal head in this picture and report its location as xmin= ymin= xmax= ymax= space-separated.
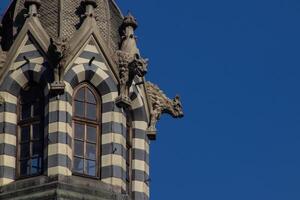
xmin=173 ymin=95 xmax=184 ymax=118
xmin=132 ymin=55 xmax=148 ymax=77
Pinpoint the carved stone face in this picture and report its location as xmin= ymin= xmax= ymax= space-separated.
xmin=173 ymin=96 xmax=184 ymax=118
xmin=133 ymin=56 xmax=148 ymax=77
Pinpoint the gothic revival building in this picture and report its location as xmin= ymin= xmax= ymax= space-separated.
xmin=0 ymin=0 xmax=183 ymax=199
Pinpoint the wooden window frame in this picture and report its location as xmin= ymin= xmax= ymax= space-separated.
xmin=72 ymin=83 xmax=101 ymax=179
xmin=16 ymin=84 xmax=44 ymax=179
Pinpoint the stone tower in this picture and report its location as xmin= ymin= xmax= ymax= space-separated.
xmin=0 ymin=0 xmax=183 ymax=199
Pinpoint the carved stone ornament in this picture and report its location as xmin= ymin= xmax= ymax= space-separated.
xmin=49 ymin=38 xmax=70 ymax=93
xmin=24 ymin=0 xmax=41 ymax=17
xmin=0 ymin=24 xmax=6 ymax=69
xmin=146 ymin=82 xmax=184 ymax=140
xmin=116 ymin=13 xmax=148 ymax=108
xmin=83 ymin=0 xmax=98 ymax=18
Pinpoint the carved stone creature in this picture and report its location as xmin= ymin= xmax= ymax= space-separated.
xmin=49 ymin=37 xmax=70 ymax=92
xmin=146 ymin=82 xmax=184 ymax=140
xmin=116 ymin=13 xmax=148 ymax=108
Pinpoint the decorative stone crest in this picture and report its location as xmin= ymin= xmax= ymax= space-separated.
xmin=49 ymin=38 xmax=70 ymax=92
xmin=116 ymin=13 xmax=148 ymax=108
xmin=24 ymin=0 xmax=41 ymax=17
xmin=146 ymin=82 xmax=184 ymax=140
xmin=83 ymin=0 xmax=98 ymax=18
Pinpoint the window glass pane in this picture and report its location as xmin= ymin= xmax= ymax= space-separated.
xmin=21 ymin=126 xmax=30 ymax=142
xmin=74 ymin=157 xmax=84 ymax=173
xmin=20 ymin=143 xmax=30 ymax=158
xmin=86 ymin=103 xmax=96 ymax=120
xmin=86 ymin=160 xmax=96 ymax=176
xmin=20 ymin=159 xmax=30 ymax=176
xmin=86 ymin=89 xmax=96 ymax=104
xmin=21 ymin=103 xmax=31 ymax=120
xmin=74 ymin=123 xmax=84 ymax=140
xmin=87 ymin=126 xmax=96 ymax=142
xmin=74 ymin=140 xmax=84 ymax=157
xmin=86 ymin=143 xmax=96 ymax=160
xmin=31 ymin=157 xmax=41 ymax=174
xmin=75 ymin=101 xmax=85 ymax=117
xmin=75 ymin=88 xmax=85 ymax=101
xmin=32 ymin=142 xmax=42 ymax=157
xmin=32 ymin=124 xmax=40 ymax=139
xmin=33 ymin=100 xmax=41 ymax=117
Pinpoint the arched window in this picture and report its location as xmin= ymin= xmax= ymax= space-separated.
xmin=72 ymin=84 xmax=101 ymax=177
xmin=18 ymin=84 xmax=44 ymax=177
xmin=126 ymin=111 xmax=133 ymax=194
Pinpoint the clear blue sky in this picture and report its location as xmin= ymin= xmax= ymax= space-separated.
xmin=2 ymin=0 xmax=300 ymax=199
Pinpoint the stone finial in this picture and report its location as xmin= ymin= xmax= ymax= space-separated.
xmin=24 ymin=0 xmax=41 ymax=17
xmin=121 ymin=12 xmax=138 ymax=30
xmin=84 ymin=0 xmax=98 ymax=17
xmin=115 ymin=13 xmax=148 ymax=108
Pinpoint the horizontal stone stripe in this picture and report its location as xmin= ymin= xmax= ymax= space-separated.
xmin=47 ymin=111 xmax=72 ymax=124
xmin=0 ymin=144 xmax=16 ymax=157
xmin=132 ymin=181 xmax=149 ymax=197
xmin=85 ymin=44 xmax=98 ymax=53
xmin=102 ymin=92 xmax=118 ymax=104
xmin=102 ymin=154 xmax=126 ymax=170
xmin=48 ymin=154 xmax=72 ymax=168
xmin=133 ymin=138 xmax=149 ymax=154
xmin=48 ymin=122 xmax=71 ymax=134
xmin=102 ymin=132 xmax=126 ymax=146
xmin=48 ymin=100 xmax=72 ymax=113
xmin=48 ymin=166 xmax=72 ymax=176
xmin=48 ymin=132 xmax=72 ymax=147
xmin=132 ymin=121 xmax=148 ymax=130
xmin=0 ymin=123 xmax=17 ymax=135
xmin=79 ymin=51 xmax=104 ymax=63
xmin=102 ymin=122 xmax=125 ymax=135
xmin=102 ymin=143 xmax=126 ymax=158
xmin=132 ymin=160 xmax=149 ymax=174
xmin=0 ymin=112 xmax=17 ymax=125
xmin=101 ymin=165 xmax=125 ymax=180
xmin=132 ymin=191 xmax=149 ymax=200
xmin=20 ymin=44 xmax=36 ymax=53
xmin=0 ymin=177 xmax=14 ymax=186
xmin=48 ymin=144 xmax=72 ymax=157
xmin=102 ymin=102 xmax=116 ymax=113
xmin=15 ymin=51 xmax=43 ymax=62
xmin=102 ymin=111 xmax=125 ymax=124
xmin=0 ymin=134 xmax=16 ymax=146
xmin=0 ymin=155 xmax=15 ymax=168
xmin=4 ymin=103 xmax=17 ymax=113
xmin=1 ymin=78 xmax=22 ymax=96
xmin=132 ymin=107 xmax=148 ymax=122
xmin=132 ymin=169 xmax=149 ymax=182
xmin=133 ymin=129 xmax=148 ymax=140
xmin=0 ymin=166 xmax=15 ymax=179
xmin=132 ymin=149 xmax=149 ymax=164
xmin=0 ymin=92 xmax=17 ymax=104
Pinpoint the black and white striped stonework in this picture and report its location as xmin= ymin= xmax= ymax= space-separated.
xmin=0 ymin=37 xmax=151 ymax=199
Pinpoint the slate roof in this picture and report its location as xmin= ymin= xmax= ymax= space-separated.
xmin=1 ymin=0 xmax=123 ymax=52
